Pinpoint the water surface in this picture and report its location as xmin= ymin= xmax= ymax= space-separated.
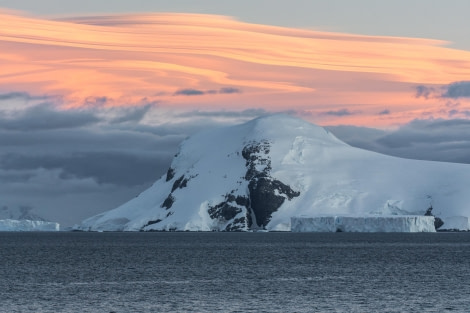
xmin=1 ymin=232 xmax=469 ymax=312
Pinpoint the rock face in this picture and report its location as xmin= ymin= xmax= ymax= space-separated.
xmin=424 ymin=206 xmax=444 ymax=230
xmin=77 ymin=114 xmax=470 ymax=232
xmin=242 ymin=140 xmax=300 ymax=228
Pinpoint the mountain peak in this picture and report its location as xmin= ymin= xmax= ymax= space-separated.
xmin=78 ymin=115 xmax=470 ymax=231
xmin=242 ymin=113 xmax=344 ymax=144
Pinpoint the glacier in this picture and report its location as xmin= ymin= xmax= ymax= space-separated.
xmin=291 ymin=215 xmax=436 ymax=232
xmin=0 ymin=219 xmax=60 ymax=231
xmin=77 ymin=114 xmax=470 ymax=232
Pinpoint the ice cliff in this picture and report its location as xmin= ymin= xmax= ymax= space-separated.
xmin=440 ymin=216 xmax=469 ymax=231
xmin=0 ymin=219 xmax=60 ymax=231
xmin=77 ymin=114 xmax=470 ymax=232
xmin=291 ymin=216 xmax=436 ymax=232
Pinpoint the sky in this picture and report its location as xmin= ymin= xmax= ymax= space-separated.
xmin=1 ymin=0 xmax=470 ymax=226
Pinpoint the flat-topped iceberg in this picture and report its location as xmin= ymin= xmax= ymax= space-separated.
xmin=440 ymin=216 xmax=469 ymax=231
xmin=0 ymin=219 xmax=60 ymax=231
xmin=291 ymin=215 xmax=436 ymax=232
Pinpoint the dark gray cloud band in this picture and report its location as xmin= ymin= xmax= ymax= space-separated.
xmin=0 ymin=91 xmax=51 ymax=101
xmin=0 ymin=104 xmax=101 ymax=131
xmin=416 ymin=81 xmax=470 ymax=99
xmin=441 ymin=81 xmax=470 ymax=99
xmin=328 ymin=118 xmax=470 ymax=164
xmin=174 ymin=87 xmax=241 ymax=96
xmin=323 ymin=108 xmax=356 ymax=116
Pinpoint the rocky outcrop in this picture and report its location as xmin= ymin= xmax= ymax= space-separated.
xmin=160 ymin=174 xmax=197 ymax=210
xmin=425 ymin=206 xmax=444 ymax=230
xmin=208 ymin=193 xmax=249 ymax=231
xmin=158 ymin=140 xmax=300 ymax=231
xmin=242 ymin=141 xmax=299 ymax=228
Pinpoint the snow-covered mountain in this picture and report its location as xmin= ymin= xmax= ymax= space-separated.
xmin=77 ymin=115 xmax=470 ymax=231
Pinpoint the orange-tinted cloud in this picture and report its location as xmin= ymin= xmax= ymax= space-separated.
xmin=1 ymin=10 xmax=470 ymax=126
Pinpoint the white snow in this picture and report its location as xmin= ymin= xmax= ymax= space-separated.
xmin=440 ymin=216 xmax=469 ymax=231
xmin=77 ymin=114 xmax=470 ymax=232
xmin=291 ymin=215 xmax=436 ymax=232
xmin=0 ymin=219 xmax=60 ymax=231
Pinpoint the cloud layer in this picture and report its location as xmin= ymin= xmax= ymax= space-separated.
xmin=1 ymin=10 xmax=470 ymax=125
xmin=328 ymin=118 xmax=470 ymax=164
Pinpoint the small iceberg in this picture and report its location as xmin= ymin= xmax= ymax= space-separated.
xmin=0 ymin=219 xmax=60 ymax=231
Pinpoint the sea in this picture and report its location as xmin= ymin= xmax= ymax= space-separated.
xmin=0 ymin=232 xmax=469 ymax=313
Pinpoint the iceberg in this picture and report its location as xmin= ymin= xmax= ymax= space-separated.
xmin=440 ymin=216 xmax=469 ymax=231
xmin=291 ymin=215 xmax=436 ymax=232
xmin=0 ymin=219 xmax=60 ymax=231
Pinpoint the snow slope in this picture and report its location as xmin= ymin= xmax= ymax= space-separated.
xmin=77 ymin=114 xmax=470 ymax=231
xmin=0 ymin=219 xmax=60 ymax=231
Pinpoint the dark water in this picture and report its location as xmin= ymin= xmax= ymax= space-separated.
xmin=1 ymin=232 xmax=469 ymax=313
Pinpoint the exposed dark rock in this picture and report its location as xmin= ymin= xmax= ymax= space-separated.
xmin=225 ymin=194 xmax=250 ymax=207
xmin=425 ymin=205 xmax=444 ymax=230
xmin=235 ymin=195 xmax=249 ymax=207
xmin=162 ymin=173 xmax=197 ymax=214
xmin=246 ymin=210 xmax=253 ymax=229
xmin=271 ymin=179 xmax=300 ymax=200
xmin=434 ymin=217 xmax=444 ymax=230
xmin=171 ymin=174 xmax=196 ymax=192
xmin=424 ymin=206 xmax=433 ymax=216
xmin=143 ymin=219 xmax=162 ymax=228
xmin=208 ymin=202 xmax=242 ymax=221
xmin=248 ymin=177 xmax=285 ymax=224
xmin=241 ymin=140 xmax=300 ymax=228
xmin=180 ymin=178 xmax=189 ymax=189
xmin=171 ymin=175 xmax=185 ymax=192
xmin=165 ymin=167 xmax=175 ymax=181
xmin=248 ymin=177 xmax=299 ymax=228
xmin=161 ymin=194 xmax=175 ymax=210
xmin=160 ymin=140 xmax=300 ymax=231
xmin=225 ymin=217 xmax=246 ymax=231
xmin=207 ymin=192 xmax=250 ymax=231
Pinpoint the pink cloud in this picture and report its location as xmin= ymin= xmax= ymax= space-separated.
xmin=1 ymin=10 xmax=470 ymax=126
